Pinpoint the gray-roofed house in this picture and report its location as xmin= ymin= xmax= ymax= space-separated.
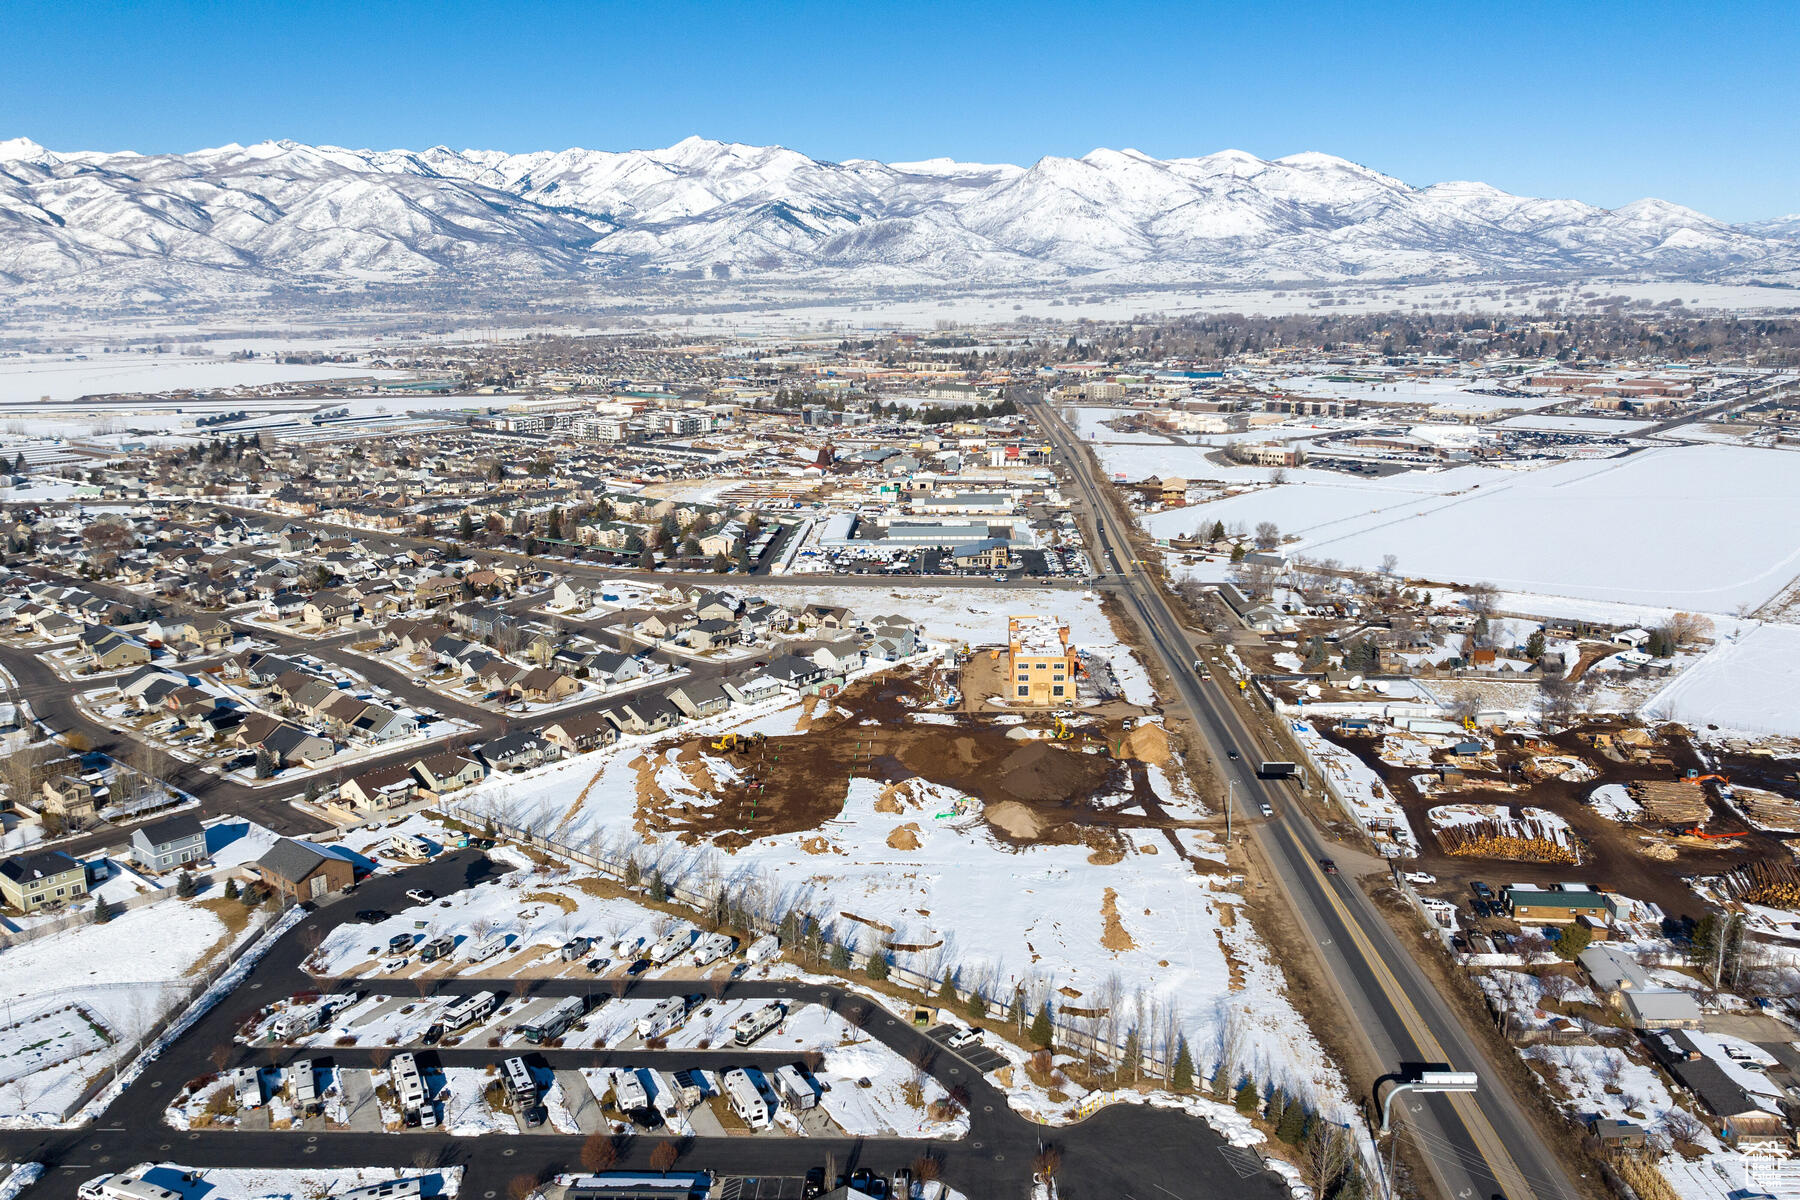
xmin=130 ymin=812 xmax=208 ymax=873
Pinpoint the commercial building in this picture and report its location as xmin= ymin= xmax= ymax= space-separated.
xmin=1007 ymin=615 xmax=1078 ymax=706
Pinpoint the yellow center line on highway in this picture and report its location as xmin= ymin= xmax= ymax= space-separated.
xmin=1041 ymin=401 xmax=1546 ymax=1200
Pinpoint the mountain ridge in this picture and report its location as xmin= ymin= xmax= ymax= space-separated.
xmin=1 ymin=135 xmax=1794 ymax=299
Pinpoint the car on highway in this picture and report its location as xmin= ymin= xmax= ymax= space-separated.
xmin=1319 ymin=858 xmax=1339 ymax=875
xmin=1227 ymin=749 xmax=1239 ymax=760
xmin=406 ymin=888 xmax=435 ymax=904
xmin=1259 ymin=803 xmax=1274 ymax=817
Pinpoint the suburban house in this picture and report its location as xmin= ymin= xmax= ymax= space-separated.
xmin=129 ymin=812 xmax=208 ymax=874
xmin=0 ymin=850 xmax=89 ymax=913
xmin=665 ymin=680 xmax=731 ymax=719
xmin=809 ymin=639 xmax=866 ymax=674
xmin=761 ymin=653 xmax=828 ymax=693
xmin=1646 ymin=1029 xmax=1785 ymax=1144
xmin=409 ymin=753 xmax=486 ymax=797
xmin=82 ymin=626 xmax=153 ymax=671
xmin=513 ymin=666 xmax=579 ymax=704
xmin=542 ymin=712 xmax=621 ymax=755
xmin=40 ymin=775 xmax=105 ymax=827
xmin=478 ymin=731 xmax=556 ymax=772
xmin=339 ymin=763 xmax=421 ymax=813
xmin=246 ymin=838 xmax=355 ymax=902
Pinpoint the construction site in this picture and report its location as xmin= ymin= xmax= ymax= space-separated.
xmin=623 ymin=665 xmax=1202 ymax=860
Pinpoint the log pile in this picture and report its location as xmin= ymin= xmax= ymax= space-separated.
xmin=1628 ymin=780 xmax=1710 ymax=826
xmin=1727 ymin=859 xmax=1800 ymax=909
xmin=1437 ymin=818 xmax=1581 ymax=864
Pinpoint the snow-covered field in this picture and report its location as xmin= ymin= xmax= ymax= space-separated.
xmin=1147 ymin=443 xmax=1800 ymax=615
xmin=0 ymin=355 xmax=399 ymax=405
xmin=1644 ymin=623 xmax=1800 ymax=736
xmin=0 ymin=897 xmax=255 ymax=1123
xmin=446 ymin=742 xmax=1351 ymax=1116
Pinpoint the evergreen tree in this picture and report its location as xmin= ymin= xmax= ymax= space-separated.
xmin=1208 ymin=520 xmax=1226 ymax=542
xmin=1278 ymin=1098 xmax=1309 ymax=1145
xmin=1230 ymin=542 xmax=1247 ymax=563
xmin=92 ymin=895 xmax=118 ymax=924
xmin=865 ymin=953 xmax=890 ymax=982
xmin=938 ymin=974 xmax=959 ymax=1005
xmin=964 ymin=990 xmax=986 ymax=1021
xmin=829 ymin=941 xmax=851 ymax=970
xmin=1171 ymin=1038 xmax=1194 ymax=1092
xmin=1234 ymin=1079 xmax=1259 ymax=1114
xmin=223 ymin=877 xmax=240 ymax=901
xmin=1264 ymin=1087 xmax=1285 ymax=1125
xmin=1525 ymin=628 xmax=1547 ymax=659
xmin=175 ymin=870 xmax=197 ymax=899
xmin=713 ymin=551 xmax=730 ymax=574
xmin=547 ymin=509 xmax=563 ymax=540
xmin=1029 ymin=1001 xmax=1055 ymax=1049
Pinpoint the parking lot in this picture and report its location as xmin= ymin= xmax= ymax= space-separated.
xmin=922 ymin=1025 xmax=1007 ymax=1074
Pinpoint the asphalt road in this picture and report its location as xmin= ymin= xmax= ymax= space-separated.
xmin=0 ymin=852 xmax=1292 ymax=1200
xmin=1024 ymin=392 xmax=1582 ymax=1200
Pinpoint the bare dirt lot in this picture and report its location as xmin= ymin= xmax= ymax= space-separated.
xmin=632 ymin=669 xmax=1215 ymax=862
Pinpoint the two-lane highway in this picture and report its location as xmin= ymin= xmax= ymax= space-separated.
xmin=1025 ymin=391 xmax=1582 ymax=1200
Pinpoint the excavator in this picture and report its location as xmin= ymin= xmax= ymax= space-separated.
xmin=710 ymin=732 xmax=768 ymax=754
xmin=1682 ymin=826 xmax=1742 ymax=841
xmin=1051 ymin=718 xmax=1074 ymax=741
xmin=1682 ymin=770 xmax=1731 ymax=786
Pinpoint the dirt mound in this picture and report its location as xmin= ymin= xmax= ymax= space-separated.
xmin=996 ymin=741 xmax=1109 ymax=803
xmin=1100 ymin=887 xmax=1136 ymax=952
xmin=985 ymin=800 xmax=1044 ymax=839
xmin=1120 ymin=723 xmax=1171 ymax=765
xmin=886 ymin=822 xmax=922 ymax=851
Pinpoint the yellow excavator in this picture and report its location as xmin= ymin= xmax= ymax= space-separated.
xmin=1052 ymin=719 xmax=1074 ymax=740
xmin=711 ymin=733 xmax=740 ymax=752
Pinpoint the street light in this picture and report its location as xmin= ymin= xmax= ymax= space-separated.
xmin=1377 ymin=1071 xmax=1479 ymax=1200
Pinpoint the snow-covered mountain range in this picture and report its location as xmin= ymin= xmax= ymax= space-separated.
xmin=1 ymin=135 xmax=1794 ymax=298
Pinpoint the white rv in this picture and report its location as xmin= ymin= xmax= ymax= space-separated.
xmin=612 ymin=1068 xmax=649 ymax=1112
xmin=721 ymin=1067 xmax=773 ymax=1128
xmin=691 ymin=932 xmax=735 ymax=966
xmin=464 ymin=930 xmax=510 ymax=962
xmin=731 ymin=1002 xmax=785 ymax=1047
xmin=232 ymin=1066 xmax=264 ymax=1109
xmin=635 ymin=995 xmax=688 ymax=1040
xmin=389 ymin=1052 xmax=426 ymax=1112
xmin=441 ymin=990 xmax=497 ymax=1031
xmin=744 ymin=933 xmax=780 ymax=964
xmin=648 ymin=925 xmax=694 ymax=965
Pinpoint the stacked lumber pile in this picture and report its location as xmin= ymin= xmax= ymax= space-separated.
xmin=1628 ymin=780 xmax=1710 ymax=826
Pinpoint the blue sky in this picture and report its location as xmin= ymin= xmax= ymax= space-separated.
xmin=6 ymin=0 xmax=1796 ymax=221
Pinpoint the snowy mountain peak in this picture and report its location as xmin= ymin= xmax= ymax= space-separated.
xmin=0 ymin=134 xmax=1792 ymax=299
xmin=0 ymin=136 xmax=51 ymax=162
